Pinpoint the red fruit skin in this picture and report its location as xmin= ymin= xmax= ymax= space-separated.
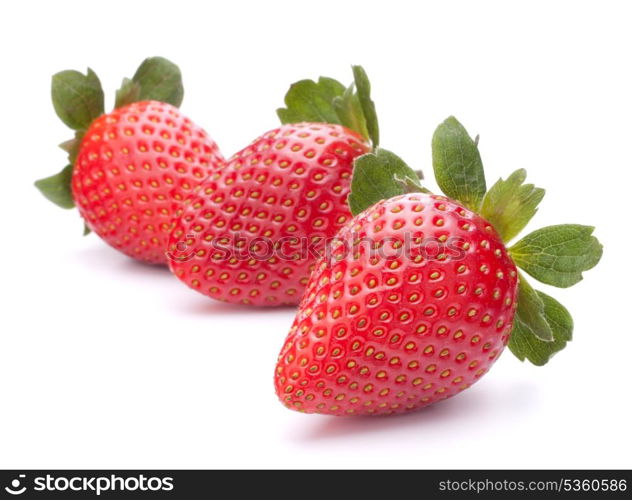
xmin=72 ymin=100 xmax=224 ymax=264
xmin=168 ymin=123 xmax=370 ymax=306
xmin=275 ymin=193 xmax=519 ymax=416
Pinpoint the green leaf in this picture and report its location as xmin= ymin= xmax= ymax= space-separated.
xmin=276 ymin=67 xmax=380 ymax=145
xmin=352 ymin=65 xmax=379 ymax=147
xmin=131 ymin=57 xmax=184 ymax=107
xmin=83 ymin=222 xmax=92 ymax=236
xmin=431 ymin=116 xmax=486 ymax=210
xmin=277 ymin=77 xmax=346 ymax=125
xmin=51 ymin=68 xmax=104 ymax=130
xmin=480 ymin=169 xmax=545 ymax=242
xmin=509 ymin=290 xmax=573 ymax=366
xmin=58 ymin=130 xmax=85 ymax=165
xmin=58 ymin=138 xmax=75 ymax=154
xmin=332 ymin=84 xmax=369 ymax=141
xmin=348 ymin=149 xmax=421 ymax=215
xmin=35 ymin=165 xmax=75 ymax=209
xmin=394 ymin=173 xmax=429 ymax=194
xmin=514 ymin=272 xmax=554 ymax=342
xmin=510 ymin=225 xmax=603 ymax=288
xmin=114 ymin=77 xmax=141 ymax=108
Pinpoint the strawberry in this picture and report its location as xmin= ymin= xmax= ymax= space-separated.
xmin=275 ymin=193 xmax=518 ymax=414
xmin=275 ymin=118 xmax=602 ymax=416
xmin=167 ymin=66 xmax=379 ymax=305
xmin=71 ymin=100 xmax=222 ymax=264
xmin=35 ymin=57 xmax=224 ymax=264
xmin=168 ymin=123 xmax=369 ymax=305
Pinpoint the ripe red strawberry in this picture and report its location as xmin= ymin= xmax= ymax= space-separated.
xmin=168 ymin=123 xmax=369 ymax=305
xmin=36 ymin=57 xmax=223 ymax=264
xmin=275 ymin=193 xmax=519 ymax=415
xmin=167 ymin=66 xmax=379 ymax=305
xmin=73 ymin=100 xmax=223 ymax=263
xmin=275 ymin=117 xmax=602 ymax=416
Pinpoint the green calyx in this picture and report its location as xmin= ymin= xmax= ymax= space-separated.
xmin=35 ymin=57 xmax=184 ymax=232
xmin=114 ymin=57 xmax=184 ymax=109
xmin=347 ymin=114 xmax=603 ymax=366
xmin=432 ymin=116 xmax=486 ymax=210
xmin=509 ymin=225 xmax=603 ymax=288
xmin=509 ymin=286 xmax=573 ymax=366
xmin=51 ymin=68 xmax=104 ymax=131
xmin=348 ymin=149 xmax=427 ymax=216
xmin=480 ymin=169 xmax=545 ymax=242
xmin=34 ymin=165 xmax=75 ymax=209
xmin=277 ymin=65 xmax=379 ymax=148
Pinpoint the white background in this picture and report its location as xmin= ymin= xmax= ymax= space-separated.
xmin=1 ymin=0 xmax=630 ymax=469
